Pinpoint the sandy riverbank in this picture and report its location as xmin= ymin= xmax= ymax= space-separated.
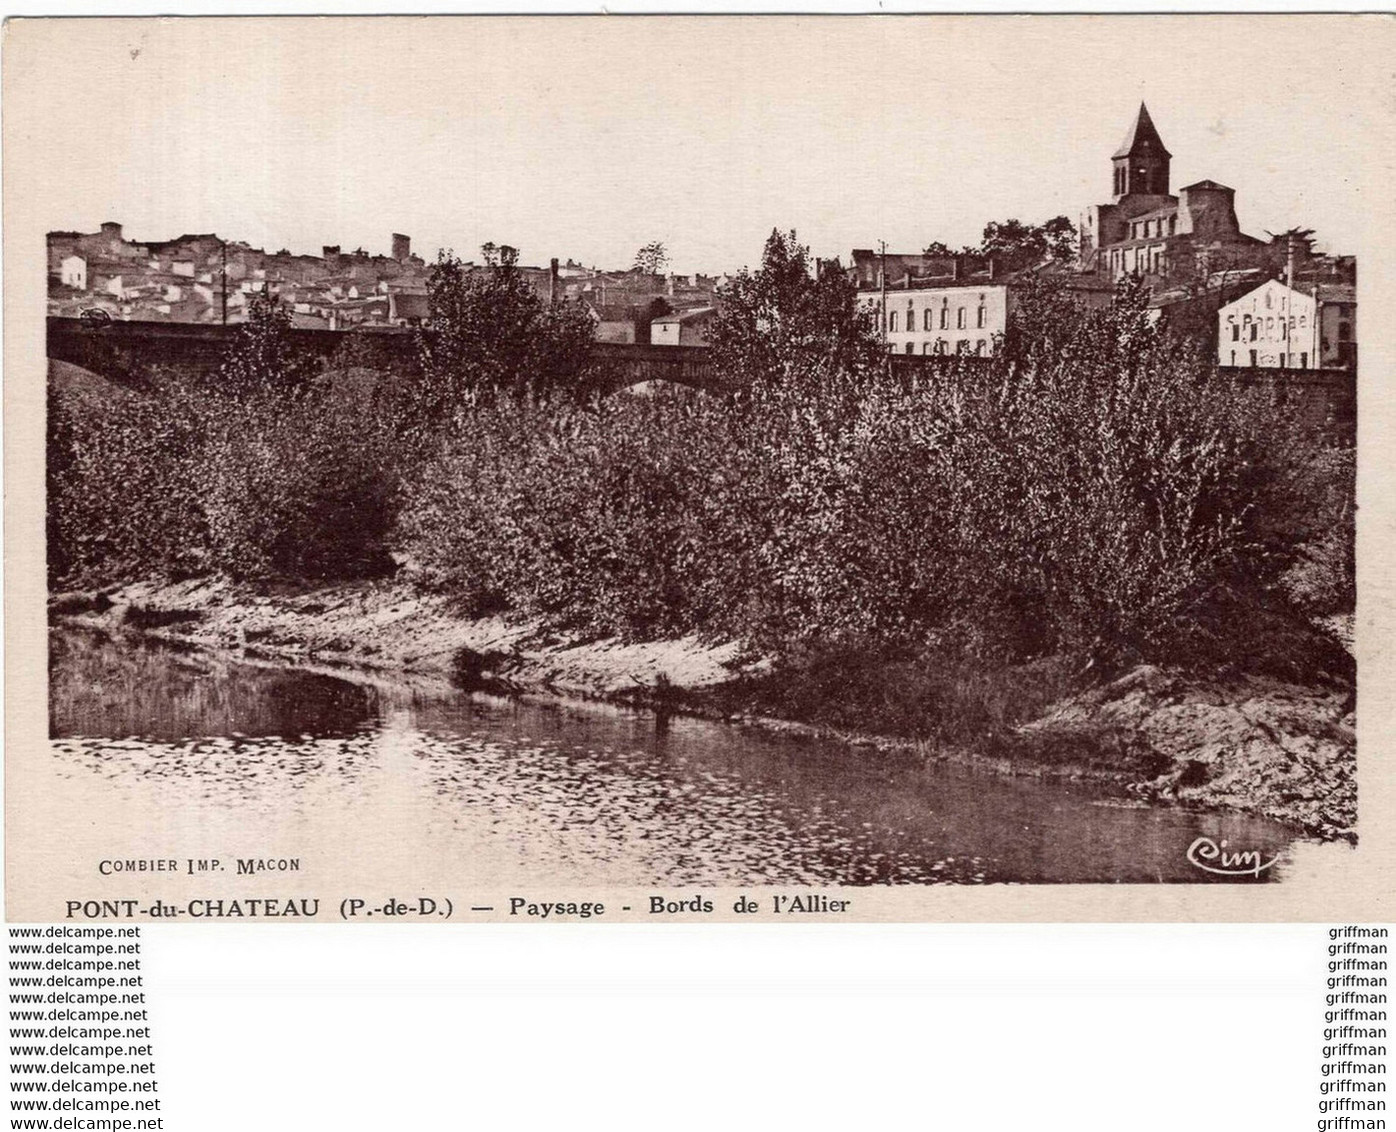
xmin=50 ymin=575 xmax=1357 ymax=841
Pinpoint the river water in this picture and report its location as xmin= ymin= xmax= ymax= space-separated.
xmin=38 ymin=628 xmax=1304 ymax=886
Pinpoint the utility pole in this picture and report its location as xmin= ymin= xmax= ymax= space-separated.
xmin=879 ymin=239 xmax=888 ymax=352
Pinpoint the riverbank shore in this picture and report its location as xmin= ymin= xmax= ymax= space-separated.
xmin=50 ymin=575 xmax=1356 ymax=842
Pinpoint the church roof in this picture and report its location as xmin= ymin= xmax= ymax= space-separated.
xmin=1113 ymin=102 xmax=1171 ymax=159
xmin=1180 ymin=179 xmax=1233 ymax=192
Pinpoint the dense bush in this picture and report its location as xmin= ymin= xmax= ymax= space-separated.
xmin=1279 ymin=445 xmax=1355 ymax=617
xmin=199 ymin=376 xmax=401 ymax=580
xmin=47 ymin=376 xmax=208 ymax=586
xmin=398 ymin=391 xmax=738 ymax=635
xmin=399 ymin=260 xmax=1345 ymax=678
xmin=48 ymin=297 xmax=404 ymax=587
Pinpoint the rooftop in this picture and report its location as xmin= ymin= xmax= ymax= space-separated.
xmin=1113 ymin=102 xmax=1171 ymax=160
xmin=652 ymin=306 xmax=716 ymax=324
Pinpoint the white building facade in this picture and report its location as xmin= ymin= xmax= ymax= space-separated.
xmin=59 ymin=254 xmax=87 ymax=290
xmin=860 ymin=283 xmax=1010 ymax=356
xmin=1216 ymin=278 xmax=1357 ymax=369
xmin=651 ymin=306 xmax=716 ymax=347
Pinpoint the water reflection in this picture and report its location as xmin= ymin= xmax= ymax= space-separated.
xmin=50 ymin=629 xmax=376 ymax=741
xmin=45 ymin=628 xmax=1301 ymax=885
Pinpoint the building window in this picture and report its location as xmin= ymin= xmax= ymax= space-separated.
xmin=1250 ymin=322 xmax=1258 ymax=342
xmin=1281 ymin=320 xmax=1287 ymax=340
xmin=923 ymin=309 xmax=933 ymax=331
xmin=976 ymin=305 xmax=986 ymax=328
xmin=905 ymin=342 xmax=915 ymax=354
xmin=1338 ymin=321 xmax=1352 ymax=342
xmin=1300 ymin=352 xmax=1308 ymax=368
xmin=957 ymin=307 xmax=966 ymax=329
xmin=1230 ymin=321 xmax=1239 ymax=342
xmin=935 ymin=338 xmax=947 ymax=354
xmin=1230 ymin=350 xmax=1236 ymax=365
xmin=1249 ymin=349 xmax=1257 ymax=366
xmin=940 ymin=306 xmax=949 ymax=330
xmin=923 ymin=341 xmax=932 ymax=354
xmin=975 ymin=340 xmax=987 ymax=356
xmin=889 ymin=311 xmax=898 ymax=332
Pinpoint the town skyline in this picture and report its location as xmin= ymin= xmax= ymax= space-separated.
xmin=21 ymin=16 xmax=1378 ymax=275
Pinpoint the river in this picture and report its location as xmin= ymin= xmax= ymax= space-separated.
xmin=34 ymin=628 xmax=1305 ymax=887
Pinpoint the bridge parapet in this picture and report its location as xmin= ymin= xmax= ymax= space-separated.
xmin=46 ymin=317 xmax=721 ymax=393
xmin=44 ymin=317 xmax=1353 ymax=440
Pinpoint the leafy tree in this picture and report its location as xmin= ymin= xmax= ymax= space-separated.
xmin=924 ymin=216 xmax=1077 ymax=272
xmin=214 ymin=291 xmax=316 ymax=397
xmin=1038 ymin=216 xmax=1078 ymax=262
xmin=479 ymin=242 xmax=519 ymax=268
xmin=633 ymin=240 xmax=670 ymax=275
xmin=709 ymin=229 xmax=881 ymax=389
xmin=980 ymin=216 xmax=1076 ymax=269
xmin=412 ymin=246 xmax=596 ymax=424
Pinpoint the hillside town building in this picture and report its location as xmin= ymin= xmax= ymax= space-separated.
xmin=854 ymin=250 xmax=1118 ymax=356
xmin=1079 ymin=103 xmax=1266 ymax=284
xmin=47 ymin=223 xmax=721 ymax=330
xmin=865 ymin=280 xmax=1008 ymax=356
xmin=1217 ymin=278 xmax=1356 ymax=370
xmin=854 ymin=104 xmax=1358 ymax=364
xmin=48 ymin=106 xmax=1354 ymax=365
xmin=650 ymin=305 xmax=717 ymax=347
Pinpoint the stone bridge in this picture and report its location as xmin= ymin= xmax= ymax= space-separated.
xmin=47 ymin=316 xmax=1353 ymax=439
xmin=46 ymin=316 xmax=719 ymax=394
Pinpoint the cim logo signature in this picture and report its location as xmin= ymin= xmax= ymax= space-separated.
xmin=1186 ymin=836 xmax=1281 ymax=878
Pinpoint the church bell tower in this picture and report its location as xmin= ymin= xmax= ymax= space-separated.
xmin=1111 ymin=102 xmax=1171 ymax=201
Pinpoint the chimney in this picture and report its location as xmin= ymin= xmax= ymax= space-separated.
xmin=392 ymin=233 xmax=411 ymax=263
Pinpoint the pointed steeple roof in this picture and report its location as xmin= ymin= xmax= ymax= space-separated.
xmin=1113 ymin=102 xmax=1171 ymax=159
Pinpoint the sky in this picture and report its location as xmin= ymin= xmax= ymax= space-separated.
xmin=6 ymin=15 xmax=1389 ymax=274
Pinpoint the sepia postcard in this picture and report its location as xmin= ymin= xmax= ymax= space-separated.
xmin=5 ymin=14 xmax=1394 ymax=923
